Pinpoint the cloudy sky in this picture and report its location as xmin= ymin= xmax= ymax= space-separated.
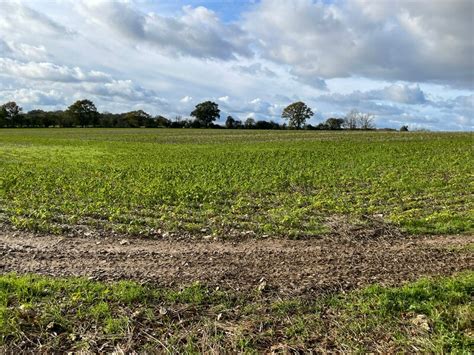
xmin=0 ymin=0 xmax=473 ymax=130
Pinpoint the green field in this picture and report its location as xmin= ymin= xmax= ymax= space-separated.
xmin=0 ymin=129 xmax=472 ymax=237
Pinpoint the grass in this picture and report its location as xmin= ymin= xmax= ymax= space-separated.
xmin=0 ymin=272 xmax=472 ymax=352
xmin=0 ymin=129 xmax=472 ymax=237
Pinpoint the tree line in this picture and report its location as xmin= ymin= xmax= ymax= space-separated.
xmin=0 ymin=99 xmax=405 ymax=130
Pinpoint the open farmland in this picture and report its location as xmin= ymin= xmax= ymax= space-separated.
xmin=0 ymin=129 xmax=472 ymax=237
xmin=0 ymin=129 xmax=473 ymax=352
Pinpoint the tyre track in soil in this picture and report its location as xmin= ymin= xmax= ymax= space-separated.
xmin=0 ymin=231 xmax=472 ymax=296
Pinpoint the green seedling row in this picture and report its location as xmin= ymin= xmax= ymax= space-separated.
xmin=0 ymin=129 xmax=472 ymax=237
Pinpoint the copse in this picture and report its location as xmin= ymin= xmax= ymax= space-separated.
xmin=0 ymin=102 xmax=22 ymax=127
xmin=245 ymin=117 xmax=256 ymax=129
xmin=282 ymin=101 xmax=314 ymax=129
xmin=343 ymin=109 xmax=375 ymax=130
xmin=325 ymin=118 xmax=345 ymax=130
xmin=122 ymin=110 xmax=153 ymax=128
xmin=67 ymin=99 xmax=99 ymax=127
xmin=190 ymin=101 xmax=220 ymax=127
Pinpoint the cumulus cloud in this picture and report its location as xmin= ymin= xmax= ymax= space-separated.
xmin=431 ymin=95 xmax=474 ymax=127
xmin=81 ymin=80 xmax=168 ymax=105
xmin=314 ymin=85 xmax=473 ymax=130
xmin=319 ymin=84 xmax=427 ymax=106
xmin=0 ymin=0 xmax=472 ymax=131
xmin=221 ymin=97 xmax=285 ymax=120
xmin=0 ymin=40 xmax=48 ymax=61
xmin=0 ymin=58 xmax=111 ymax=83
xmin=316 ymin=84 xmax=427 ymax=108
xmin=381 ymin=84 xmax=426 ymax=105
xmin=76 ymin=1 xmax=252 ymax=60
xmin=0 ymin=88 xmax=65 ymax=106
xmin=244 ymin=0 xmax=474 ymax=88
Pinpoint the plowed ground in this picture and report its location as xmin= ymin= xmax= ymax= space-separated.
xmin=1 ymin=228 xmax=472 ymax=296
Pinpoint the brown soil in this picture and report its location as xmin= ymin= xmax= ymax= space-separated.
xmin=1 ymin=229 xmax=472 ymax=296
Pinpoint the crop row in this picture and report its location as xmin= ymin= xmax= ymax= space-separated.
xmin=0 ymin=129 xmax=472 ymax=237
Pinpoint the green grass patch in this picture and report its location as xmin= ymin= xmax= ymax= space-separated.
xmin=0 ymin=272 xmax=472 ymax=352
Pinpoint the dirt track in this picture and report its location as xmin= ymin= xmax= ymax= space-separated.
xmin=0 ymin=231 xmax=472 ymax=296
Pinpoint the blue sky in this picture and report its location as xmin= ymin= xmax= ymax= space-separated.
xmin=137 ymin=0 xmax=258 ymax=22
xmin=0 ymin=0 xmax=472 ymax=130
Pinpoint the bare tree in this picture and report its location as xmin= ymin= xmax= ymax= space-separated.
xmin=343 ymin=109 xmax=359 ymax=129
xmin=358 ymin=112 xmax=375 ymax=130
xmin=343 ymin=109 xmax=375 ymax=130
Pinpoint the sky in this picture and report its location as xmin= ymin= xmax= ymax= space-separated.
xmin=0 ymin=0 xmax=473 ymax=130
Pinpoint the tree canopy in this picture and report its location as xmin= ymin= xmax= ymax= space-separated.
xmin=190 ymin=101 xmax=220 ymax=127
xmin=1 ymin=102 xmax=22 ymax=127
xmin=281 ymin=101 xmax=314 ymax=129
xmin=66 ymin=99 xmax=99 ymax=127
xmin=0 ymin=98 xmax=384 ymax=130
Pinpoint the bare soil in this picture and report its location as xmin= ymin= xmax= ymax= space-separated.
xmin=1 ymin=228 xmax=472 ymax=296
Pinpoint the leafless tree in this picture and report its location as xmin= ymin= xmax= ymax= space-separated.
xmin=343 ymin=109 xmax=375 ymax=130
xmin=358 ymin=112 xmax=375 ymax=130
xmin=343 ymin=109 xmax=359 ymax=129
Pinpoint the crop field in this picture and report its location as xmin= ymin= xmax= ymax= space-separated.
xmin=0 ymin=129 xmax=472 ymax=237
xmin=0 ymin=128 xmax=473 ymax=352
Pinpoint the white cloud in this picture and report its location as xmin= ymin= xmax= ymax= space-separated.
xmin=0 ymin=0 xmax=472 ymax=131
xmin=0 ymin=88 xmax=65 ymax=106
xmin=316 ymin=83 xmax=427 ymax=108
xmin=0 ymin=0 xmax=73 ymax=37
xmin=244 ymin=0 xmax=474 ymax=88
xmin=382 ymin=84 xmax=426 ymax=105
xmin=180 ymin=96 xmax=193 ymax=103
xmin=76 ymin=1 xmax=252 ymax=60
xmin=0 ymin=58 xmax=111 ymax=83
xmin=4 ymin=41 xmax=48 ymax=61
xmin=80 ymin=79 xmax=168 ymax=106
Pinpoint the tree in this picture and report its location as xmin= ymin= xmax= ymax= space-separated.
xmin=281 ymin=101 xmax=313 ymax=129
xmin=155 ymin=115 xmax=171 ymax=127
xmin=343 ymin=109 xmax=359 ymax=129
xmin=400 ymin=125 xmax=409 ymax=131
xmin=0 ymin=106 xmax=6 ymax=128
xmin=2 ymin=102 xmax=22 ymax=127
xmin=343 ymin=109 xmax=375 ymax=130
xmin=66 ymin=99 xmax=98 ymax=127
xmin=123 ymin=110 xmax=151 ymax=127
xmin=190 ymin=101 xmax=220 ymax=127
xmin=25 ymin=109 xmax=46 ymax=127
xmin=358 ymin=112 xmax=375 ymax=130
xmin=55 ymin=110 xmax=74 ymax=127
xmin=244 ymin=117 xmax=256 ymax=129
xmin=255 ymin=120 xmax=281 ymax=129
xmin=98 ymin=112 xmax=115 ymax=127
xmin=225 ymin=115 xmax=236 ymax=129
xmin=325 ymin=117 xmax=344 ymax=130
